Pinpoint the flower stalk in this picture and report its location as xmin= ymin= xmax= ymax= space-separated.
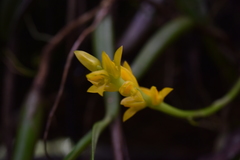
xmin=155 ymin=77 xmax=240 ymax=119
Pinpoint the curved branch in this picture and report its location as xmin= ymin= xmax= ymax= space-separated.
xmin=153 ymin=77 xmax=240 ymax=119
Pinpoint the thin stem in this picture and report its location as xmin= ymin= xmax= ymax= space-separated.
xmin=113 ymin=77 xmax=126 ymax=90
xmin=63 ymin=131 xmax=92 ymax=160
xmin=153 ymin=77 xmax=240 ymax=119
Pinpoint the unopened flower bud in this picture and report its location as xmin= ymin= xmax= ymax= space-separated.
xmin=74 ymin=50 xmax=102 ymax=71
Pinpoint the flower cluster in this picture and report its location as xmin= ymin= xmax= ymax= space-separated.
xmin=74 ymin=46 xmax=173 ymax=121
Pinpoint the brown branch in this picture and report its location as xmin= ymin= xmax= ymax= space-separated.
xmin=32 ymin=7 xmax=99 ymax=91
xmin=110 ymin=115 xmax=130 ymax=160
xmin=43 ymin=0 xmax=115 ymax=158
xmin=2 ymin=60 xmax=15 ymax=160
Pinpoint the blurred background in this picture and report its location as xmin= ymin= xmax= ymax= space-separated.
xmin=1 ymin=0 xmax=240 ymax=160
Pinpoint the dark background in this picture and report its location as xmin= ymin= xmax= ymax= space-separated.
xmin=1 ymin=0 xmax=240 ymax=159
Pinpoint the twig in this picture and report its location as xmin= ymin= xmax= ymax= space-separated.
xmin=43 ymin=0 xmax=115 ymax=158
xmin=110 ymin=115 xmax=130 ymax=160
xmin=2 ymin=59 xmax=15 ymax=160
xmin=32 ymin=7 xmax=99 ymax=90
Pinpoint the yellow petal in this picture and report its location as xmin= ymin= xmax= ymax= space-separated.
xmin=74 ymin=50 xmax=102 ymax=71
xmin=158 ymin=87 xmax=173 ymax=101
xmin=113 ymin=46 xmax=123 ymax=69
xmin=123 ymin=107 xmax=143 ymax=122
xmin=119 ymin=81 xmax=137 ymax=97
xmin=123 ymin=61 xmax=132 ymax=73
xmin=87 ymin=85 xmax=98 ymax=93
xmin=102 ymin=52 xmax=119 ymax=78
xmin=121 ymin=66 xmax=139 ymax=87
xmin=150 ymin=86 xmax=159 ymax=106
xmin=86 ymin=70 xmax=108 ymax=85
xmin=140 ymin=87 xmax=151 ymax=96
xmin=120 ymin=94 xmax=146 ymax=108
xmin=87 ymin=85 xmax=105 ymax=96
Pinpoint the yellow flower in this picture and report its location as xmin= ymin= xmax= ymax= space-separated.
xmin=86 ymin=70 xmax=118 ymax=96
xmin=75 ymin=46 xmax=174 ymax=122
xmin=121 ymin=86 xmax=173 ymax=121
xmin=119 ymin=81 xmax=138 ymax=97
xmin=140 ymin=86 xmax=173 ymax=106
xmin=121 ymin=91 xmax=146 ymax=121
xmin=74 ymin=46 xmax=123 ymax=96
xmin=119 ymin=61 xmax=147 ymax=121
xmin=120 ymin=61 xmax=139 ymax=86
xmin=119 ymin=61 xmax=139 ymax=96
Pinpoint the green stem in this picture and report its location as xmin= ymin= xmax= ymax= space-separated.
xmin=113 ymin=77 xmax=126 ymax=90
xmin=153 ymin=77 xmax=240 ymax=119
xmin=63 ymin=131 xmax=92 ymax=160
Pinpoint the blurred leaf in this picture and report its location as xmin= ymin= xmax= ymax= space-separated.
xmin=63 ymin=132 xmax=92 ymax=160
xmin=93 ymin=15 xmax=114 ymax=58
xmin=175 ymin=0 xmax=208 ymax=22
xmin=91 ymin=118 xmax=110 ymax=158
xmin=131 ymin=17 xmax=194 ymax=79
xmin=90 ymin=92 xmax=119 ymax=160
xmin=12 ymin=90 xmax=44 ymax=160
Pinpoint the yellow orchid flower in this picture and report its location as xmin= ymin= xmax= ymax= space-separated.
xmin=121 ymin=85 xmax=173 ymax=121
xmin=120 ymin=61 xmax=139 ymax=87
xmin=121 ymin=91 xmax=146 ymax=121
xmin=74 ymin=46 xmax=123 ymax=96
xmin=140 ymin=86 xmax=173 ymax=106
xmin=119 ymin=81 xmax=138 ymax=97
xmin=119 ymin=61 xmax=139 ymax=96
xmin=75 ymin=46 xmax=174 ymax=122
xmin=117 ymin=61 xmax=146 ymax=121
xmin=119 ymin=61 xmax=172 ymax=121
